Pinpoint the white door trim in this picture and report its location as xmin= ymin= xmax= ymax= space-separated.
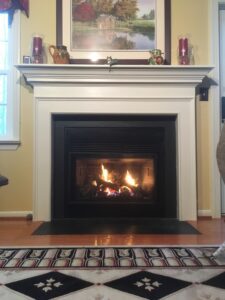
xmin=209 ymin=0 xmax=225 ymax=217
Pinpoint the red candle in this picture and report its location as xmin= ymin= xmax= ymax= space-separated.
xmin=179 ymin=37 xmax=188 ymax=56
xmin=32 ymin=36 xmax=42 ymax=55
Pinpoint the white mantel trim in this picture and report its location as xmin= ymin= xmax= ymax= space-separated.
xmin=18 ymin=64 xmax=213 ymax=84
xmin=17 ymin=64 xmax=213 ymax=222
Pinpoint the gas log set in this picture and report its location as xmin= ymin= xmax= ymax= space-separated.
xmin=76 ymin=159 xmax=155 ymax=202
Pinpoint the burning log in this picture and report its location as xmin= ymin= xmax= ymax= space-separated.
xmin=79 ymin=164 xmax=151 ymax=200
xmin=96 ymin=178 xmax=120 ymax=191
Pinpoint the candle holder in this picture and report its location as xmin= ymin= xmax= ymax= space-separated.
xmin=178 ymin=37 xmax=190 ymax=65
xmin=31 ymin=36 xmax=43 ymax=64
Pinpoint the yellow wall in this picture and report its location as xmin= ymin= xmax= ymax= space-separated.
xmin=171 ymin=0 xmax=211 ymax=212
xmin=0 ymin=0 xmax=56 ymax=212
xmin=0 ymin=0 xmax=212 ymax=214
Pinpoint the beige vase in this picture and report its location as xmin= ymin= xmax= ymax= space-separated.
xmin=49 ymin=45 xmax=70 ymax=64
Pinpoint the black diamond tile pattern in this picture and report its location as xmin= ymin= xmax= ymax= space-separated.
xmin=105 ymin=271 xmax=192 ymax=300
xmin=3 ymin=269 xmax=225 ymax=299
xmin=203 ymin=271 xmax=225 ymax=290
xmin=6 ymin=271 xmax=93 ymax=300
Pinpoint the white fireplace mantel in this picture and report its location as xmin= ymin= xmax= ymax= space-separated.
xmin=18 ymin=64 xmax=212 ymax=84
xmin=17 ymin=64 xmax=213 ymax=221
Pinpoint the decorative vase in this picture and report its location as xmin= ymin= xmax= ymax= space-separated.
xmin=49 ymin=45 xmax=70 ymax=64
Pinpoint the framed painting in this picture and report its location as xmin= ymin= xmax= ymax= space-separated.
xmin=56 ymin=0 xmax=171 ymax=64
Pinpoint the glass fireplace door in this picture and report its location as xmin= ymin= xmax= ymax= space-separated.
xmin=74 ymin=157 xmax=157 ymax=203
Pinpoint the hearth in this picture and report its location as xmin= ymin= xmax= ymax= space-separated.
xmin=52 ymin=114 xmax=176 ymax=220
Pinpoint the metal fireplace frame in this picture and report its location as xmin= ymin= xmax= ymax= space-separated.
xmin=52 ymin=114 xmax=176 ymax=220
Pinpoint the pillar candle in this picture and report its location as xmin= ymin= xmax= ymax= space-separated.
xmin=32 ymin=36 xmax=42 ymax=55
xmin=179 ymin=37 xmax=188 ymax=56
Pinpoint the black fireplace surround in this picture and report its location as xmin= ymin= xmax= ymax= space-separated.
xmin=52 ymin=114 xmax=177 ymax=221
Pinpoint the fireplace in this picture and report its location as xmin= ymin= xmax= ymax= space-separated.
xmin=52 ymin=114 xmax=176 ymax=220
xmin=17 ymin=64 xmax=212 ymax=221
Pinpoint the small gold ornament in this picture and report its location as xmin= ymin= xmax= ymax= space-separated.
xmin=148 ymin=49 xmax=164 ymax=65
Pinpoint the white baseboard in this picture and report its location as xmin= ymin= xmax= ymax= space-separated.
xmin=198 ymin=210 xmax=212 ymax=217
xmin=0 ymin=211 xmax=33 ymax=218
xmin=0 ymin=210 xmax=213 ymax=219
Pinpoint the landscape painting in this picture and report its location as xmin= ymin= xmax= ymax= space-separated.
xmin=71 ymin=0 xmax=156 ymax=51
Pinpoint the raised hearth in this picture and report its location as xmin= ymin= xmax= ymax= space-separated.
xmin=18 ymin=64 xmax=212 ymax=221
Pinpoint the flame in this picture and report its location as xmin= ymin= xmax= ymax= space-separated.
xmin=105 ymin=187 xmax=111 ymax=196
xmin=125 ymin=170 xmax=138 ymax=187
xmin=92 ymin=180 xmax=97 ymax=186
xmin=100 ymin=164 xmax=112 ymax=183
xmin=105 ymin=187 xmax=119 ymax=197
xmin=98 ymin=165 xmax=138 ymax=197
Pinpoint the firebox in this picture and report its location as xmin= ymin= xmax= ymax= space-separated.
xmin=52 ymin=114 xmax=177 ymax=220
xmin=75 ymin=158 xmax=156 ymax=202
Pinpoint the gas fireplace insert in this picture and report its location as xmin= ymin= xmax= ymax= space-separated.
xmin=52 ymin=114 xmax=177 ymax=220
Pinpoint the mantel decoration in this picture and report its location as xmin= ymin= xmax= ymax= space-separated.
xmin=56 ymin=0 xmax=171 ymax=64
xmin=178 ymin=37 xmax=190 ymax=65
xmin=0 ymin=0 xmax=29 ymax=23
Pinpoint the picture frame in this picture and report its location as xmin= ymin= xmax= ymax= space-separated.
xmin=56 ymin=0 xmax=171 ymax=64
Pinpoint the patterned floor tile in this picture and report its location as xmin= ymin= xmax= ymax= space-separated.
xmin=61 ymin=268 xmax=139 ymax=284
xmin=0 ymin=286 xmax=32 ymax=300
xmin=147 ymin=268 xmax=225 ymax=283
xmin=105 ymin=271 xmax=192 ymax=300
xmin=202 ymin=271 xmax=225 ymax=291
xmin=0 ymin=269 xmax=50 ymax=284
xmin=5 ymin=271 xmax=93 ymax=300
xmin=51 ymin=285 xmax=145 ymax=300
xmin=196 ymin=284 xmax=225 ymax=300
xmin=164 ymin=284 xmax=225 ymax=300
xmin=1 ymin=268 xmax=225 ymax=300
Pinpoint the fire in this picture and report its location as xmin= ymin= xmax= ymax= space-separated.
xmin=120 ymin=186 xmax=134 ymax=196
xmin=105 ymin=187 xmax=118 ymax=196
xmin=100 ymin=164 xmax=112 ymax=183
xmin=95 ymin=164 xmax=139 ymax=198
xmin=125 ymin=170 xmax=138 ymax=187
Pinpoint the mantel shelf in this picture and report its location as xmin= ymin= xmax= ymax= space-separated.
xmin=17 ymin=64 xmax=213 ymax=85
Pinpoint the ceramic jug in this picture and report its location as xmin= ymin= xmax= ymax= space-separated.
xmin=49 ymin=45 xmax=70 ymax=64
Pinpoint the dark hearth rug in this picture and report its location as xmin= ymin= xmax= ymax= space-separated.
xmin=33 ymin=218 xmax=200 ymax=235
xmin=1 ymin=247 xmax=225 ymax=299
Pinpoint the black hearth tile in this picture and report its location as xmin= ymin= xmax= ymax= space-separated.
xmin=5 ymin=271 xmax=93 ymax=300
xmin=32 ymin=218 xmax=200 ymax=235
xmin=105 ymin=270 xmax=192 ymax=300
xmin=203 ymin=271 xmax=225 ymax=290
